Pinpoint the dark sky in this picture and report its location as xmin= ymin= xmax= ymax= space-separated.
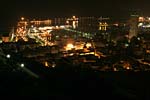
xmin=0 ymin=0 xmax=150 ymax=31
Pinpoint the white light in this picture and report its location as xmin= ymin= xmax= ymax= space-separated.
xmin=20 ymin=63 xmax=25 ymax=68
xmin=47 ymin=30 xmax=52 ymax=33
xmin=56 ymin=26 xmax=59 ymax=29
xmin=52 ymin=62 xmax=56 ymax=68
xmin=6 ymin=54 xmax=11 ymax=58
xmin=137 ymin=37 xmax=140 ymax=40
xmin=73 ymin=21 xmax=76 ymax=29
xmin=125 ymin=44 xmax=129 ymax=47
xmin=138 ymin=23 xmax=143 ymax=27
xmin=60 ymin=25 xmax=65 ymax=28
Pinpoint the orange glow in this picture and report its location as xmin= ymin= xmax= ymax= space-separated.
xmin=123 ymin=61 xmax=131 ymax=69
xmin=139 ymin=17 xmax=144 ymax=22
xmin=2 ymin=37 xmax=9 ymax=42
xmin=45 ymin=61 xmax=49 ymax=67
xmin=146 ymin=50 xmax=150 ymax=53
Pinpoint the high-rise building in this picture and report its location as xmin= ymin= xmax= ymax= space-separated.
xmin=52 ymin=18 xmax=67 ymax=26
xmin=98 ymin=17 xmax=110 ymax=31
xmin=129 ymin=14 xmax=139 ymax=39
xmin=78 ymin=17 xmax=99 ymax=32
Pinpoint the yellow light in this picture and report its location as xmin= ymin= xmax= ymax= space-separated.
xmin=126 ymin=67 xmax=130 ymax=70
xmin=73 ymin=21 xmax=76 ymax=29
xmin=66 ymin=20 xmax=69 ymax=24
xmin=139 ymin=17 xmax=144 ymax=22
xmin=114 ymin=68 xmax=117 ymax=71
xmin=56 ymin=26 xmax=59 ymax=29
xmin=66 ymin=43 xmax=74 ymax=50
xmin=75 ymin=45 xmax=84 ymax=50
xmin=146 ymin=50 xmax=150 ymax=53
xmin=73 ymin=16 xmax=76 ymax=19
xmin=67 ymin=44 xmax=74 ymax=48
xmin=45 ymin=61 xmax=49 ymax=67
xmin=21 ymin=17 xmax=24 ymax=21
xmin=86 ymin=43 xmax=92 ymax=48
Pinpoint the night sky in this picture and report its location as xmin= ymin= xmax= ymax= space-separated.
xmin=0 ymin=0 xmax=150 ymax=32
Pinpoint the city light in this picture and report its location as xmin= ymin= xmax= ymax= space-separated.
xmin=0 ymin=40 xmax=2 ymax=43
xmin=126 ymin=67 xmax=130 ymax=70
xmin=86 ymin=43 xmax=92 ymax=48
xmin=139 ymin=17 xmax=144 ymax=22
xmin=21 ymin=17 xmax=24 ymax=21
xmin=137 ymin=37 xmax=140 ymax=40
xmin=7 ymin=15 xmax=150 ymax=73
xmin=113 ymin=68 xmax=117 ymax=71
xmin=73 ymin=16 xmax=76 ymax=19
xmin=125 ymin=43 xmax=129 ymax=47
xmin=45 ymin=61 xmax=49 ymax=67
xmin=66 ymin=43 xmax=74 ymax=50
xmin=20 ymin=63 xmax=25 ymax=68
xmin=6 ymin=54 xmax=11 ymax=58
xmin=66 ymin=20 xmax=69 ymax=24
xmin=52 ymin=62 xmax=56 ymax=68
xmin=138 ymin=23 xmax=143 ymax=27
xmin=99 ymin=22 xmax=108 ymax=31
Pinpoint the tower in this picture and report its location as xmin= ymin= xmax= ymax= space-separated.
xmin=129 ymin=12 xmax=139 ymax=39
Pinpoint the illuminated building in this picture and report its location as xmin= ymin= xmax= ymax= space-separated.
xmin=51 ymin=17 xmax=68 ymax=26
xmin=138 ymin=16 xmax=150 ymax=32
xmin=2 ymin=36 xmax=9 ymax=42
xmin=30 ymin=19 xmax=52 ymax=26
xmin=18 ymin=18 xmax=52 ymax=29
xmin=99 ymin=22 xmax=108 ymax=31
xmin=66 ymin=16 xmax=79 ymax=29
xmin=78 ymin=17 xmax=99 ymax=32
xmin=98 ymin=17 xmax=110 ymax=31
xmin=129 ymin=14 xmax=139 ymax=39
